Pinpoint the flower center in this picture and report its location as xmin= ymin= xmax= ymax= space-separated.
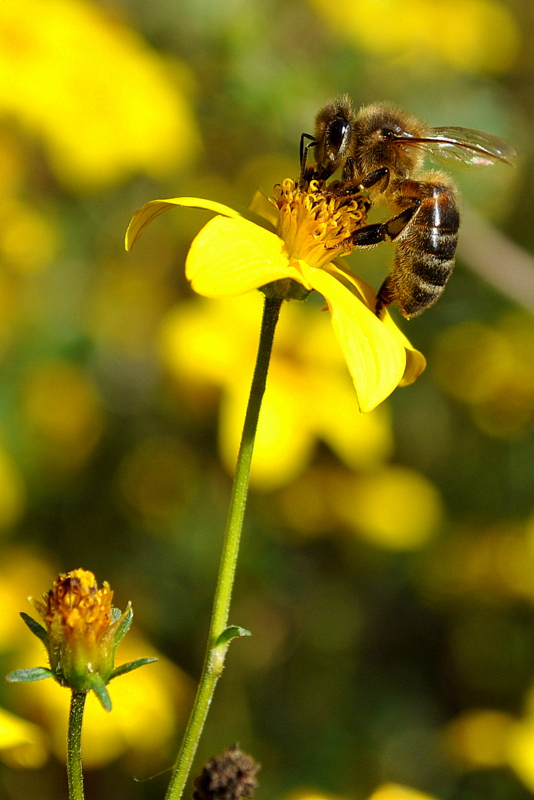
xmin=273 ymin=178 xmax=368 ymax=270
xmin=35 ymin=568 xmax=113 ymax=635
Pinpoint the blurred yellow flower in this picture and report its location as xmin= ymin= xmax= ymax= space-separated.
xmin=307 ymin=0 xmax=519 ymax=74
xmin=0 ymin=0 xmax=200 ymax=191
xmin=444 ymin=708 xmax=514 ymax=769
xmin=282 ymin=791 xmax=348 ymax=800
xmin=433 ymin=312 xmax=534 ymax=438
xmin=0 ymin=706 xmax=48 ymax=769
xmin=504 ymin=684 xmax=534 ymax=791
xmin=332 ymin=465 xmax=443 ymax=549
xmin=367 ymin=786 xmax=439 ymax=800
xmin=20 ymin=359 xmax=103 ymax=472
xmin=0 ymin=549 xmax=55 ymax=651
xmin=161 ymin=294 xmax=395 ymax=490
xmin=0 ymin=445 xmax=26 ymax=532
xmin=0 ymin=199 xmax=58 ymax=274
xmin=422 ymin=523 xmax=534 ymax=604
xmin=127 ymin=185 xmax=425 ymax=422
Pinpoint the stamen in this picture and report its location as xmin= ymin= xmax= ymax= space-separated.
xmin=272 ymin=178 xmax=368 ymax=270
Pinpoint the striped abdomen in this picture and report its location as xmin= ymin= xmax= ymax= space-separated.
xmin=382 ymin=180 xmax=460 ymax=318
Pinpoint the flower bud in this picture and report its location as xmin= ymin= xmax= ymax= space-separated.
xmin=7 ymin=568 xmax=156 ymax=710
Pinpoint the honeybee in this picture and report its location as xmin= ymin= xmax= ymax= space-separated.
xmin=301 ymin=97 xmax=516 ymax=318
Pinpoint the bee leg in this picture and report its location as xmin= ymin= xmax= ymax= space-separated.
xmin=359 ymin=167 xmax=390 ymax=191
xmin=375 ymin=277 xmax=396 ymax=316
xmin=341 ymin=157 xmax=357 ymax=182
xmin=347 ymin=203 xmax=421 ymax=315
xmin=350 ymin=202 xmax=419 ymax=248
xmin=326 ymin=206 xmax=415 ymax=251
xmin=335 ymin=166 xmax=390 ymax=196
xmin=300 ymin=133 xmax=317 ymax=177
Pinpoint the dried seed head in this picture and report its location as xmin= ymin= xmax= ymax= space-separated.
xmin=193 ymin=745 xmax=260 ymax=800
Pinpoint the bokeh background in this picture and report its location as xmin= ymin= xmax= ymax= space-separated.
xmin=0 ymin=1 xmax=533 ymax=799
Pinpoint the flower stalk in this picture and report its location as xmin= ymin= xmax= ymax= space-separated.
xmin=67 ymin=691 xmax=87 ymax=800
xmin=165 ymin=294 xmax=283 ymax=800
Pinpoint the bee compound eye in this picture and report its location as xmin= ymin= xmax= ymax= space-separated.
xmin=327 ymin=117 xmax=351 ymax=158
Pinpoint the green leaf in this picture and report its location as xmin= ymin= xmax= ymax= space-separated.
xmin=20 ymin=612 xmax=48 ymax=646
xmin=113 ymin=603 xmax=133 ymax=647
xmin=6 ymin=667 xmax=54 ymax=683
xmin=109 ymin=658 xmax=158 ymax=681
xmin=89 ymin=675 xmax=112 ymax=712
xmin=215 ymin=626 xmax=252 ymax=649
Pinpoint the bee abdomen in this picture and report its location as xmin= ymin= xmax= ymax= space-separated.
xmin=391 ymin=187 xmax=459 ymax=317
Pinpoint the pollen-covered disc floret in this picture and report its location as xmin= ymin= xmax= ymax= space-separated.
xmin=273 ymin=178 xmax=368 ymax=270
xmin=31 ymin=569 xmax=128 ymax=691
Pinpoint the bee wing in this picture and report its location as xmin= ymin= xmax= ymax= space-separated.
xmin=416 ymin=126 xmax=516 ymax=169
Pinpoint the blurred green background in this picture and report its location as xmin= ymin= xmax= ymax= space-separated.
xmin=1 ymin=1 xmax=534 ymax=799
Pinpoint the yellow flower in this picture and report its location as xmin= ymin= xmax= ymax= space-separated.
xmin=0 ymin=0 xmax=200 ymax=191
xmin=8 ymin=569 xmax=155 ymax=710
xmin=307 ymin=0 xmax=519 ymax=75
xmin=126 ymin=180 xmax=425 ymax=413
xmin=433 ymin=312 xmax=534 ymax=439
xmin=30 ymin=570 xmax=129 ymax=693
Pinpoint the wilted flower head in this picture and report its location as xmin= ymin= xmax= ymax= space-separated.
xmin=7 ymin=569 xmax=155 ymax=710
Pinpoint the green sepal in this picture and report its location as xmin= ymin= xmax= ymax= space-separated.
xmin=6 ymin=666 xmax=54 ymax=683
xmin=113 ymin=603 xmax=133 ymax=647
xmin=215 ymin=626 xmax=251 ymax=649
xmin=109 ymin=658 xmax=157 ymax=681
xmin=88 ymin=675 xmax=112 ymax=712
xmin=20 ymin=612 xmax=48 ymax=647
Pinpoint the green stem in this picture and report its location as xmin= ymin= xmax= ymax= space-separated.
xmin=165 ymin=295 xmax=283 ymax=800
xmin=67 ymin=690 xmax=87 ymax=800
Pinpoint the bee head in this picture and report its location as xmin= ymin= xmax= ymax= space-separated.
xmin=314 ymin=96 xmax=356 ymax=177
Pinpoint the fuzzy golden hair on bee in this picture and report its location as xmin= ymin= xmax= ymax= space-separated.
xmin=350 ymin=102 xmax=429 ymax=182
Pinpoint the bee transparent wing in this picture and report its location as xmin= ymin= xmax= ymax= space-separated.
xmin=419 ymin=126 xmax=516 ymax=169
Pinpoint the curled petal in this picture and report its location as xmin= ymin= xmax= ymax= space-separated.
xmin=382 ymin=320 xmax=427 ymax=386
xmin=186 ymin=216 xmax=312 ymax=297
xmin=125 ymin=197 xmax=244 ymax=251
xmin=300 ymin=262 xmax=406 ymax=412
xmin=400 ymin=348 xmax=427 ymax=386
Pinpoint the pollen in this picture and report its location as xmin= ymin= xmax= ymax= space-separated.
xmin=273 ymin=178 xmax=368 ymax=270
xmin=33 ymin=568 xmax=113 ymax=637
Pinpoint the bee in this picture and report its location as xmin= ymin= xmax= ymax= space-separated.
xmin=301 ymin=97 xmax=516 ymax=318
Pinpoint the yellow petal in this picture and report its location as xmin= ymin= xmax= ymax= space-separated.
xmin=331 ymin=261 xmax=426 ymax=387
xmin=379 ymin=307 xmax=427 ymax=386
xmin=398 ymin=339 xmax=427 ymax=385
xmin=300 ymin=262 xmax=406 ymax=412
xmin=186 ymin=216 xmax=311 ymax=297
xmin=247 ymin=189 xmax=279 ymax=228
xmin=125 ymin=197 xmax=244 ymax=251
